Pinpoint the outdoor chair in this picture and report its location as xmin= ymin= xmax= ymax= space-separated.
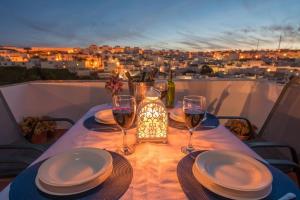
xmin=0 ymin=91 xmax=74 ymax=178
xmin=218 ymin=77 xmax=300 ymax=185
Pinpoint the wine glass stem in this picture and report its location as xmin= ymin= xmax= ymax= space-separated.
xmin=122 ymin=129 xmax=128 ymax=148
xmin=188 ymin=129 xmax=193 ymax=149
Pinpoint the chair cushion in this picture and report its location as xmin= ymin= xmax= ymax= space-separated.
xmin=0 ymin=145 xmax=42 ymax=178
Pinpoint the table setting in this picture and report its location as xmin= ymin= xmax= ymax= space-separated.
xmin=83 ymin=105 xmax=135 ymax=133
xmin=178 ymin=150 xmax=299 ymax=200
xmin=169 ymin=106 xmax=220 ymax=131
xmin=2 ymin=86 xmax=300 ymax=200
xmin=9 ymin=148 xmax=132 ymax=200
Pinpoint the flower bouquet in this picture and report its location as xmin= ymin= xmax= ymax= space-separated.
xmin=105 ymin=73 xmax=123 ymax=97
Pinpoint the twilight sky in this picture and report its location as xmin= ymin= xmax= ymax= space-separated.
xmin=1 ymin=0 xmax=300 ymax=50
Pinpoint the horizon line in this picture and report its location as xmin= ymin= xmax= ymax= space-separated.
xmin=1 ymin=44 xmax=300 ymax=52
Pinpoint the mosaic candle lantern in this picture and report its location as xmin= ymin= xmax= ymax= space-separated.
xmin=136 ymin=88 xmax=168 ymax=143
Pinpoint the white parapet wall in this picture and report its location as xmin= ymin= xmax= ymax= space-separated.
xmin=0 ymin=81 xmax=112 ymax=123
xmin=174 ymin=79 xmax=283 ymax=130
xmin=0 ymin=80 xmax=283 ymax=131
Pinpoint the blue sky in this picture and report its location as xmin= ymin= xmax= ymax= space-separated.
xmin=1 ymin=0 xmax=300 ymax=50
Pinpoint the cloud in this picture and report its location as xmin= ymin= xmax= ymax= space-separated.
xmin=8 ymin=14 xmax=150 ymax=47
xmin=178 ymin=41 xmax=204 ymax=50
xmin=260 ymin=24 xmax=300 ymax=48
xmin=261 ymin=24 xmax=300 ymax=40
xmin=1 ymin=2 xmax=151 ymax=47
xmin=177 ymin=32 xmax=229 ymax=50
xmin=239 ymin=27 xmax=256 ymax=34
xmin=177 ymin=23 xmax=300 ymax=51
xmin=221 ymin=30 xmax=273 ymax=46
xmin=177 ymin=30 xmax=258 ymax=50
xmin=17 ymin=18 xmax=79 ymax=40
xmin=263 ymin=25 xmax=294 ymax=34
xmin=1 ymin=0 xmax=300 ymax=50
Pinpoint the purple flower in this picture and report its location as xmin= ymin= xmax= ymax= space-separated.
xmin=105 ymin=74 xmax=123 ymax=96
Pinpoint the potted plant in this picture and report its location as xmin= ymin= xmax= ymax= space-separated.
xmin=224 ymin=119 xmax=257 ymax=141
xmin=20 ymin=116 xmax=56 ymax=144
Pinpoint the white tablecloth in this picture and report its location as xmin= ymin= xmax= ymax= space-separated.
xmin=0 ymin=104 xmax=261 ymax=200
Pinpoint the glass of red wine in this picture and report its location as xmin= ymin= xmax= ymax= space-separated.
xmin=181 ymin=95 xmax=206 ymax=154
xmin=112 ymin=95 xmax=136 ymax=155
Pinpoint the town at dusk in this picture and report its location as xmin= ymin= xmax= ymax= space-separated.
xmin=0 ymin=1 xmax=299 ymax=199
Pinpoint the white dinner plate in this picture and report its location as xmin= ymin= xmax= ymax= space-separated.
xmin=194 ymin=150 xmax=272 ymax=192
xmin=94 ymin=109 xmax=115 ymax=125
xmin=36 ymin=165 xmax=113 ymax=196
xmin=169 ymin=107 xmax=185 ymax=123
xmin=192 ymin=164 xmax=272 ymax=200
xmin=38 ymin=148 xmax=113 ymax=187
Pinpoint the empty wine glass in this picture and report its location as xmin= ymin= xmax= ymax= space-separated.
xmin=154 ymin=80 xmax=168 ymax=100
xmin=181 ymin=96 xmax=206 ymax=154
xmin=112 ymin=95 xmax=136 ymax=155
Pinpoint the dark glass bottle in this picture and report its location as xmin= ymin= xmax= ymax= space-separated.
xmin=166 ymin=70 xmax=175 ymax=108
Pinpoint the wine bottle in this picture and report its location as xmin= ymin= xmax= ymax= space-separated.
xmin=166 ymin=70 xmax=175 ymax=108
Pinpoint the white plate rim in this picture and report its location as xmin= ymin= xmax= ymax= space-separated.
xmin=94 ymin=109 xmax=115 ymax=125
xmin=194 ymin=150 xmax=273 ymax=192
xmin=169 ymin=108 xmax=185 ymax=123
xmin=94 ymin=116 xmax=115 ymax=125
xmin=192 ymin=164 xmax=272 ymax=200
xmin=35 ymin=165 xmax=113 ymax=196
xmin=38 ymin=147 xmax=113 ymax=187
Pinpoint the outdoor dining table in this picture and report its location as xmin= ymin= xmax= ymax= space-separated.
xmin=0 ymin=104 xmax=298 ymax=199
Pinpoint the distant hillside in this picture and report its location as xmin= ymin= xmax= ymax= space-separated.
xmin=0 ymin=66 xmax=79 ymax=85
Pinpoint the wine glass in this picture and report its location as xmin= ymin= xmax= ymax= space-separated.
xmin=181 ymin=95 xmax=206 ymax=154
xmin=112 ymin=95 xmax=136 ymax=155
xmin=154 ymin=80 xmax=168 ymax=100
